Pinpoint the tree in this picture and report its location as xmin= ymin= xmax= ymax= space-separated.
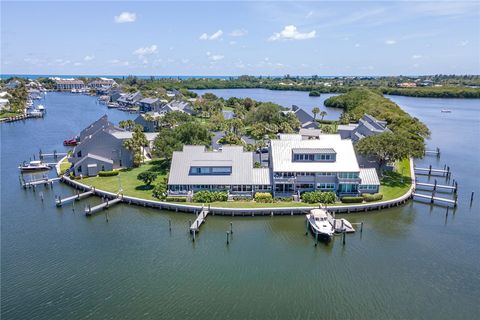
xmin=152 ymin=179 xmax=168 ymax=199
xmin=123 ymin=127 xmax=149 ymax=167
xmin=355 ymin=132 xmax=416 ymax=169
xmin=320 ymin=111 xmax=327 ymax=120
xmin=119 ymin=119 xmax=136 ymax=131
xmin=137 ymin=171 xmax=158 ymax=187
xmin=312 ymin=107 xmax=320 ymax=121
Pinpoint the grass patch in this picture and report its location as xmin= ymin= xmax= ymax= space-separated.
xmin=59 ymin=157 xmax=71 ymax=175
xmin=379 ymin=158 xmax=411 ymax=201
xmin=0 ymin=111 xmax=22 ymax=119
xmin=81 ymin=159 xmax=168 ymax=200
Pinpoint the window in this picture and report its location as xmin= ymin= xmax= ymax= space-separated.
xmin=189 ymin=166 xmax=232 ymax=175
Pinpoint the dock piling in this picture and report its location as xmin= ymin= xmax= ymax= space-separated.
xmin=342 ymin=232 xmax=346 ymax=246
xmin=470 ymin=192 xmax=474 ymax=205
xmin=360 ymin=222 xmax=364 ymax=233
xmin=226 ymin=231 xmax=230 ymax=245
xmin=230 ymin=222 xmax=233 ymax=234
xmin=169 ymin=219 xmax=171 ymax=231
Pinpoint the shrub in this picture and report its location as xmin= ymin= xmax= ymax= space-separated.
xmin=301 ymin=191 xmax=336 ymax=204
xmin=166 ymin=196 xmax=187 ymax=202
xmin=152 ymin=182 xmax=167 ymax=200
xmin=341 ymin=196 xmax=364 ymax=203
xmin=255 ymin=192 xmax=273 ymax=203
xmin=362 ymin=193 xmax=383 ymax=202
xmin=98 ymin=170 xmax=119 ymax=177
xmin=193 ymin=191 xmax=228 ymax=203
xmin=309 ymin=90 xmax=321 ymax=97
xmin=137 ymin=171 xmax=158 ymax=186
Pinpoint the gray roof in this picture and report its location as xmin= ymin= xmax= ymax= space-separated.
xmin=337 ymin=124 xmax=357 ymax=132
xmin=292 ymin=148 xmax=336 ymax=154
xmin=73 ymin=153 xmax=113 ymax=169
xmin=139 ymin=98 xmax=159 ymax=104
xmin=359 ymin=168 xmax=380 ymax=185
xmin=299 ymin=128 xmax=322 ymax=137
xmin=109 ymin=131 xmax=158 ymax=142
xmin=168 ymin=145 xmax=270 ymax=186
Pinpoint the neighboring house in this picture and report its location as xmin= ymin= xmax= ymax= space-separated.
xmin=167 ymin=145 xmax=271 ymax=196
xmin=79 ymin=114 xmax=115 ymax=142
xmin=53 ymin=78 xmax=85 ymax=91
xmin=117 ymin=91 xmax=143 ymax=107
xmin=88 ymin=78 xmax=117 ymax=89
xmin=358 ymin=168 xmax=380 ymax=194
xmin=138 ymin=98 xmax=162 ymax=113
xmin=6 ymin=80 xmax=20 ymax=89
xmin=299 ymin=128 xmax=322 ymax=140
xmin=284 ymin=105 xmax=318 ymax=129
xmin=134 ymin=112 xmax=163 ymax=132
xmin=338 ymin=114 xmax=390 ymax=142
xmin=157 ymin=100 xmax=194 ymax=115
xmin=269 ymin=134 xmax=379 ymax=196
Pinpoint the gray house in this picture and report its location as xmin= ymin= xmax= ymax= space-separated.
xmin=138 ymin=98 xmax=162 ymax=113
xmin=157 ymin=100 xmax=194 ymax=115
xmin=338 ymin=114 xmax=390 ymax=142
xmin=79 ymin=115 xmax=115 ymax=141
xmin=117 ymin=91 xmax=143 ymax=108
xmin=284 ymin=105 xmax=318 ymax=129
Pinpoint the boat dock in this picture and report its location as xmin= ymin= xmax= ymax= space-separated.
xmin=39 ymin=150 xmax=68 ymax=160
xmin=413 ymin=192 xmax=458 ymax=207
xmin=56 ymin=188 xmax=95 ymax=207
xmin=332 ymin=219 xmax=356 ymax=233
xmin=414 ymin=164 xmax=451 ymax=177
xmin=190 ymin=206 xmax=210 ymax=233
xmin=85 ymin=196 xmax=123 ymax=216
xmin=415 ymin=179 xmax=458 ymax=193
xmin=22 ymin=177 xmax=61 ymax=189
xmin=1 ymin=114 xmax=39 ymax=123
xmin=425 ymin=147 xmax=440 ymax=157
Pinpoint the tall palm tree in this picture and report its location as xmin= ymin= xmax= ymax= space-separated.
xmin=320 ymin=111 xmax=327 ymax=121
xmin=312 ymin=107 xmax=320 ymax=121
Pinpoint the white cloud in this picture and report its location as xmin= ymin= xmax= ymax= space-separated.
xmin=355 ymin=43 xmax=360 ymax=47
xmin=385 ymin=39 xmax=396 ymax=45
xmin=268 ymin=25 xmax=316 ymax=41
xmin=84 ymin=55 xmax=94 ymax=61
xmin=133 ymin=45 xmax=158 ymax=59
xmin=459 ymin=40 xmax=469 ymax=46
xmin=229 ymin=29 xmax=248 ymax=37
xmin=74 ymin=62 xmax=82 ymax=66
xmin=412 ymin=54 xmax=422 ymax=59
xmin=199 ymin=30 xmax=223 ymax=40
xmin=306 ymin=11 xmax=314 ymax=18
xmin=109 ymin=59 xmax=129 ymax=66
xmin=209 ymin=54 xmax=224 ymax=61
xmin=229 ymin=41 xmax=237 ymax=45
xmin=114 ymin=12 xmax=137 ymax=23
xmin=181 ymin=59 xmax=190 ymax=64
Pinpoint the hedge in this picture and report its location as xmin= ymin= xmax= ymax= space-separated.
xmin=98 ymin=170 xmax=119 ymax=177
xmin=362 ymin=193 xmax=383 ymax=202
xmin=340 ymin=196 xmax=364 ymax=203
xmin=193 ymin=191 xmax=228 ymax=203
xmin=301 ymin=191 xmax=336 ymax=204
xmin=166 ymin=196 xmax=187 ymax=202
xmin=255 ymin=192 xmax=273 ymax=203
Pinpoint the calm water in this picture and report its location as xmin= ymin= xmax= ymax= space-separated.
xmin=1 ymin=92 xmax=480 ymax=319
xmin=193 ymin=88 xmax=342 ymax=120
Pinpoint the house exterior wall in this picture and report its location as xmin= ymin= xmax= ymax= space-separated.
xmin=73 ymin=157 xmax=113 ymax=177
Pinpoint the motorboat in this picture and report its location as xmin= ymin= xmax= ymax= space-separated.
xmin=107 ymin=102 xmax=119 ymax=108
xmin=306 ymin=208 xmax=335 ymax=241
xmin=441 ymin=109 xmax=452 ymax=113
xmin=19 ymin=160 xmax=51 ymax=172
xmin=63 ymin=137 xmax=79 ymax=146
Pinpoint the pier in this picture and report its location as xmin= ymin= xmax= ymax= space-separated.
xmin=425 ymin=147 xmax=440 ymax=157
xmin=415 ymin=179 xmax=458 ymax=193
xmin=413 ymin=192 xmax=457 ymax=207
xmin=1 ymin=114 xmax=38 ymax=123
xmin=39 ymin=150 xmax=68 ymax=160
xmin=22 ymin=177 xmax=61 ymax=189
xmin=414 ymin=164 xmax=450 ymax=177
xmin=85 ymin=196 xmax=123 ymax=216
xmin=190 ymin=206 xmax=210 ymax=233
xmin=56 ymin=188 xmax=95 ymax=207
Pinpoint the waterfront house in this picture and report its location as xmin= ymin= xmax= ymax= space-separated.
xmin=284 ymin=105 xmax=319 ymax=129
xmin=167 ymin=145 xmax=271 ymax=197
xmin=134 ymin=112 xmax=163 ymax=132
xmin=117 ymin=91 xmax=143 ymax=108
xmin=299 ymin=128 xmax=322 ymax=140
xmin=269 ymin=134 xmax=379 ymax=196
xmin=53 ymin=78 xmax=85 ymax=91
xmin=338 ymin=114 xmax=390 ymax=142
xmin=88 ymin=78 xmax=117 ymax=89
xmin=70 ymin=116 xmax=158 ymax=176
xmin=138 ymin=98 xmax=162 ymax=113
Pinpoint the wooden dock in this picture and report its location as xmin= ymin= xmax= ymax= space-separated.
xmin=39 ymin=150 xmax=68 ymax=160
xmin=190 ymin=207 xmax=209 ymax=233
xmin=413 ymin=192 xmax=457 ymax=207
xmin=415 ymin=180 xmax=457 ymax=193
xmin=85 ymin=196 xmax=122 ymax=216
xmin=425 ymin=147 xmax=440 ymax=157
xmin=56 ymin=189 xmax=94 ymax=207
xmin=414 ymin=165 xmax=450 ymax=177
xmin=22 ymin=177 xmax=61 ymax=188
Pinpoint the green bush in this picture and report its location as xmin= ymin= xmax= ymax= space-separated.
xmin=152 ymin=182 xmax=167 ymax=200
xmin=192 ymin=191 xmax=228 ymax=203
xmin=309 ymin=90 xmax=321 ymax=97
xmin=166 ymin=196 xmax=187 ymax=202
xmin=340 ymin=196 xmax=364 ymax=203
xmin=255 ymin=192 xmax=273 ymax=203
xmin=362 ymin=193 xmax=383 ymax=202
xmin=98 ymin=170 xmax=119 ymax=177
xmin=276 ymin=196 xmax=293 ymax=202
xmin=301 ymin=191 xmax=336 ymax=204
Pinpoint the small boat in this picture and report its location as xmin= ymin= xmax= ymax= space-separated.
xmin=306 ymin=208 xmax=335 ymax=241
xmin=107 ymin=102 xmax=118 ymax=108
xmin=19 ymin=160 xmax=51 ymax=172
xmin=441 ymin=109 xmax=452 ymax=113
xmin=63 ymin=137 xmax=79 ymax=146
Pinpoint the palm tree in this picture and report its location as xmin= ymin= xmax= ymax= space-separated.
xmin=320 ymin=111 xmax=327 ymax=121
xmin=312 ymin=107 xmax=320 ymax=121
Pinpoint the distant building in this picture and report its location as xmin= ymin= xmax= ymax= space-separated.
xmin=397 ymin=82 xmax=417 ymax=88
xmin=138 ymin=98 xmax=162 ymax=113
xmin=157 ymin=100 xmax=194 ymax=115
xmin=337 ymin=114 xmax=390 ymax=142
xmin=53 ymin=78 xmax=85 ymax=91
xmin=134 ymin=112 xmax=163 ymax=132
xmin=5 ymin=80 xmax=20 ymax=89
xmin=0 ymin=92 xmax=10 ymax=110
xmin=117 ymin=91 xmax=143 ymax=108
xmin=284 ymin=105 xmax=318 ymax=129
xmin=88 ymin=78 xmax=117 ymax=89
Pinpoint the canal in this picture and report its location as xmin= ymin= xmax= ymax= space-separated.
xmin=1 ymin=91 xmax=479 ymax=319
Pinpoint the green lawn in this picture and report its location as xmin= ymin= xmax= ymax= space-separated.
xmin=59 ymin=157 xmax=71 ymax=175
xmin=81 ymin=159 xmax=168 ymax=200
xmin=379 ymin=158 xmax=411 ymax=201
xmin=0 ymin=111 xmax=22 ymax=119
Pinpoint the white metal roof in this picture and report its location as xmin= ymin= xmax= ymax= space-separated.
xmin=359 ymin=168 xmax=380 ymax=185
xmin=270 ymin=134 xmax=360 ymax=173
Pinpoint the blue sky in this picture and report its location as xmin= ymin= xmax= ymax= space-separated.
xmin=1 ymin=1 xmax=479 ymax=76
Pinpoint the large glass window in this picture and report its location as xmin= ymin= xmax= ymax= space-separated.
xmin=189 ymin=166 xmax=232 ymax=175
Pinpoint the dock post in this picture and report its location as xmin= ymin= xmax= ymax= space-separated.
xmin=428 ymin=165 xmax=432 ymax=175
xmin=470 ymin=192 xmax=474 ymax=205
xmin=437 ymin=147 xmax=440 ymax=158
xmin=315 ymin=232 xmax=318 ymax=246
xmin=360 ymin=222 xmax=364 ymax=233
xmin=169 ymin=219 xmax=171 ymax=231
xmin=193 ymin=230 xmax=195 ymax=242
xmin=433 ymin=179 xmax=437 ymax=192
xmin=105 ymin=211 xmax=108 ymax=223
xmin=342 ymin=232 xmax=346 ymax=246
xmin=230 ymin=222 xmax=233 ymax=234
xmin=305 ymin=219 xmax=309 ymax=235
xmin=88 ymin=204 xmax=91 ymax=215
xmin=341 ymin=219 xmax=344 ymax=232
xmin=447 ymin=166 xmax=450 ymax=177
xmin=446 ymin=207 xmax=449 ymax=218
xmin=40 ymin=192 xmax=44 ymax=202
xmin=226 ymin=231 xmax=230 ymax=245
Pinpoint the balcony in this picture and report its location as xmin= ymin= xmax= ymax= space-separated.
xmin=273 ymin=176 xmax=296 ymax=184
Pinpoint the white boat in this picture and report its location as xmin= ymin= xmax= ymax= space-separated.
xmin=37 ymin=105 xmax=45 ymax=113
xmin=19 ymin=160 xmax=51 ymax=172
xmin=441 ymin=109 xmax=452 ymax=113
xmin=306 ymin=209 xmax=335 ymax=240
